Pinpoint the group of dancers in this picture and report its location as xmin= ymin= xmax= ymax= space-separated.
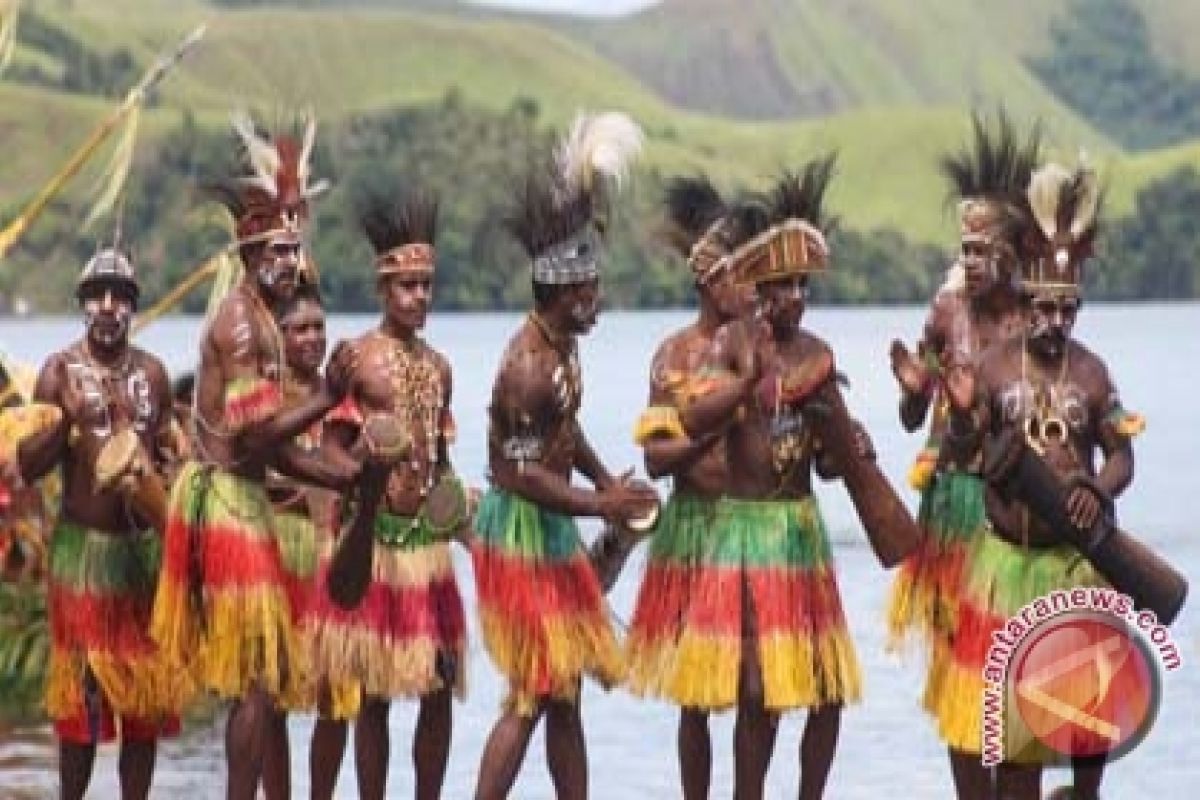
xmin=0 ymin=107 xmax=1160 ymax=800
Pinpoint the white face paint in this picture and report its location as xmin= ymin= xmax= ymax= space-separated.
xmin=82 ymin=288 xmax=134 ymax=349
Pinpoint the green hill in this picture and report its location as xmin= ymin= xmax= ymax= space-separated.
xmin=2 ymin=0 xmax=1192 ymax=240
xmin=2 ymin=0 xmax=1199 ymax=310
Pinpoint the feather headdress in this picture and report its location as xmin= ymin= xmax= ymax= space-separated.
xmin=659 ymin=174 xmax=739 ymax=283
xmin=355 ymin=180 xmax=440 ymax=276
xmin=507 ymin=110 xmax=643 ymax=285
xmin=1020 ymin=157 xmax=1102 ymax=295
xmin=732 ymin=154 xmax=836 ymax=285
xmin=209 ymin=110 xmax=329 ymax=245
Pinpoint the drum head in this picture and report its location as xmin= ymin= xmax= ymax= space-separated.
xmin=363 ymin=413 xmax=411 ymax=461
xmin=95 ymin=428 xmax=140 ymax=489
xmin=425 ymin=476 xmax=467 ymax=537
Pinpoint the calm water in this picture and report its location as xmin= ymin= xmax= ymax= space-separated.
xmin=1 ymin=305 xmax=1197 ymax=798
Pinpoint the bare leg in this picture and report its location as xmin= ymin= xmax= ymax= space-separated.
xmin=1071 ymin=755 xmax=1106 ymax=800
xmin=948 ymin=747 xmax=992 ymax=800
xmin=117 ymin=739 xmax=157 ymax=800
xmin=60 ymin=741 xmax=97 ymax=800
xmin=355 ymin=696 xmax=391 ymax=800
xmin=995 ymin=762 xmax=1041 ymax=800
xmin=474 ymin=701 xmax=544 ymax=800
xmin=309 ymin=717 xmax=349 ymax=800
xmin=734 ymin=578 xmax=779 ymax=800
xmin=545 ymin=698 xmax=588 ymax=800
xmin=414 ymin=688 xmax=453 ymax=800
xmin=678 ymin=708 xmax=711 ymax=800
xmin=262 ymin=708 xmax=291 ymax=800
xmin=225 ymin=687 xmax=273 ymax=800
xmin=796 ymin=705 xmax=840 ymax=800
xmin=310 ymin=680 xmax=349 ymax=800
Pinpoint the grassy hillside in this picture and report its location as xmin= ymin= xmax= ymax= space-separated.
xmin=0 ymin=0 xmax=1195 ymax=248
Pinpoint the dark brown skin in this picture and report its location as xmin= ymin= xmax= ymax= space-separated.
xmin=892 ymin=261 xmax=1022 ymax=438
xmin=476 ymin=278 xmax=656 ymax=800
xmin=889 ymin=242 xmax=1022 ymax=799
xmin=18 ymin=281 xmax=171 ymax=800
xmin=944 ymin=294 xmax=1133 ymax=800
xmin=946 ymin=299 xmax=1134 ymax=545
xmin=314 ymin=270 xmax=456 ymax=800
xmin=680 ymin=274 xmax=849 ymax=800
xmin=189 ymin=237 xmax=358 ymax=800
xmin=639 ymin=267 xmax=751 ymax=800
xmin=192 ymin=239 xmax=356 ymax=488
xmin=262 ymin=295 xmax=330 ymax=800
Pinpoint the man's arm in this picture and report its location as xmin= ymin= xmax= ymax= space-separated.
xmin=1091 ymin=363 xmax=1135 ymax=499
xmin=680 ymin=322 xmax=755 ymax=439
xmin=572 ymin=420 xmax=615 ymax=490
xmin=639 ymin=340 xmax=721 ymax=479
xmin=894 ymin=299 xmax=946 ymax=432
xmin=492 ymin=353 xmax=652 ymax=520
xmin=17 ymin=355 xmax=70 ymax=483
xmin=211 ymin=297 xmax=347 ymax=456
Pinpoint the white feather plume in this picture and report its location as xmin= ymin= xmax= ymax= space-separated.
xmin=1026 ymin=162 xmax=1071 ymax=241
xmin=555 ymin=110 xmax=644 ymax=199
xmin=230 ymin=110 xmax=281 ymax=197
xmin=1069 ymin=162 xmax=1101 ymax=239
xmin=297 ymin=112 xmax=317 ymax=197
xmin=940 ymin=259 xmax=966 ymax=294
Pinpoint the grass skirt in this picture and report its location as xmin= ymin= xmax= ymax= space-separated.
xmin=886 ymin=471 xmax=987 ymax=719
xmin=470 ymin=488 xmax=623 ymax=716
xmin=47 ymin=522 xmax=190 ymax=724
xmin=307 ymin=511 xmax=465 ymax=719
xmin=650 ymin=497 xmax=861 ymax=711
xmin=150 ymin=462 xmax=305 ymax=704
xmin=931 ymin=529 xmax=1104 ymax=759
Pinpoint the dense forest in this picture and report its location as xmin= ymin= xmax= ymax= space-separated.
xmin=2 ymin=1 xmax=1199 ymax=312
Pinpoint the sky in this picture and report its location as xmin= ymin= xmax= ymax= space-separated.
xmin=469 ymin=0 xmax=660 ymax=17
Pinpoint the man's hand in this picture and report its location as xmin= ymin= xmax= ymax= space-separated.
xmin=943 ymin=363 xmax=976 ymax=414
xmin=1065 ymin=483 xmax=1104 ymax=531
xmin=324 ymin=341 xmax=360 ymax=399
xmin=597 ymin=472 xmax=660 ymax=529
xmin=889 ymin=339 xmax=929 ymax=396
xmin=851 ymin=419 xmax=876 ymax=462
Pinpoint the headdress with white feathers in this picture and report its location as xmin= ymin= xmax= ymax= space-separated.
xmin=507 ymin=110 xmax=643 ymax=285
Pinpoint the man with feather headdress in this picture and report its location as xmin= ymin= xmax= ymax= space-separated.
xmin=148 ymin=113 xmax=362 ymax=800
xmin=623 ymin=175 xmax=755 ymax=799
xmin=472 ymin=111 xmax=659 ymax=800
xmin=679 ymin=157 xmax=875 ymax=800
xmin=939 ymin=158 xmax=1145 ymax=799
xmin=885 ymin=111 xmax=1039 ymax=798
xmin=15 ymin=244 xmax=186 ymax=800
xmin=305 ymin=181 xmax=468 ymax=800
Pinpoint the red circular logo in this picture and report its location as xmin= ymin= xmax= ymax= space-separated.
xmin=1009 ymin=612 xmax=1159 ymax=762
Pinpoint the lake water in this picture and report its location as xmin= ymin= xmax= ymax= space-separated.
xmin=1 ymin=305 xmax=1197 ymax=798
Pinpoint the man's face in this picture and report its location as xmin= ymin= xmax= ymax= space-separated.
xmin=703 ymin=267 xmax=755 ymax=322
xmin=255 ymin=236 xmax=303 ymax=303
xmin=563 ymin=277 xmax=601 ymax=336
xmin=379 ymin=271 xmax=433 ymax=332
xmin=961 ymin=236 xmax=1001 ymax=300
xmin=80 ymin=283 xmax=135 ymax=351
xmin=281 ymin=299 xmax=327 ymax=378
xmin=757 ymin=275 xmax=807 ymax=332
xmin=1025 ymin=292 xmax=1080 ymax=361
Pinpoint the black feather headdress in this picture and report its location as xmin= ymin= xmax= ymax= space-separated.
xmin=355 ymin=181 xmax=440 ymax=275
xmin=505 ymin=111 xmax=643 ymax=285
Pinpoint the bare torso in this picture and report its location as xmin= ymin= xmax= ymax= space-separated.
xmin=487 ymin=318 xmax=580 ymax=488
xmin=978 ymin=337 xmax=1120 ymax=546
xmin=40 ymin=342 xmax=170 ymax=533
xmin=193 ymin=285 xmax=286 ymax=480
xmin=648 ymin=324 xmax=728 ymax=497
xmin=349 ymin=329 xmax=452 ymax=517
